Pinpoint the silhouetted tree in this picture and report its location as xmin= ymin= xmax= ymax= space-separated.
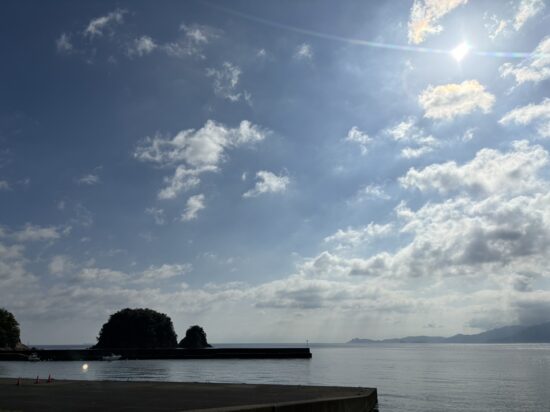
xmin=179 ymin=325 xmax=211 ymax=348
xmin=95 ymin=308 xmax=177 ymax=348
xmin=0 ymin=308 xmax=21 ymax=349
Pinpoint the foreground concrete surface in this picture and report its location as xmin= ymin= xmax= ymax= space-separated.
xmin=0 ymin=378 xmax=378 ymax=411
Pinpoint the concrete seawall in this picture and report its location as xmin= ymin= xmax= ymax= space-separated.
xmin=0 ymin=347 xmax=312 ymax=361
xmin=0 ymin=379 xmax=378 ymax=411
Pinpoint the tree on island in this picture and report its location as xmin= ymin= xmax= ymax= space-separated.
xmin=0 ymin=308 xmax=21 ymax=349
xmin=179 ymin=325 xmax=211 ymax=348
xmin=95 ymin=308 xmax=178 ymax=348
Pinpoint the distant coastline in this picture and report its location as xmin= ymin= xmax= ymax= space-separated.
xmin=349 ymin=321 xmax=550 ymax=344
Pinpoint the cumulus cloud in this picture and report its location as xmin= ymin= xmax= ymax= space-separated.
xmin=419 ymin=80 xmax=495 ymax=120
xmin=181 ymin=194 xmax=205 ymax=221
xmin=243 ymin=171 xmax=290 ymax=198
xmin=162 ymin=24 xmax=220 ymax=58
xmin=55 ymin=33 xmax=73 ymax=53
xmin=345 ymin=127 xmax=372 ymax=155
xmin=400 ymin=140 xmax=547 ymax=195
xmin=134 ymin=120 xmax=269 ymax=199
xmin=294 ymin=43 xmax=313 ymax=60
xmin=206 ymin=62 xmax=243 ymax=102
xmin=84 ymin=9 xmax=126 ymax=38
xmin=500 ymin=37 xmax=550 ymax=85
xmin=386 ymin=117 xmax=438 ymax=158
xmin=408 ymin=0 xmax=469 ymax=44
xmin=500 ymin=98 xmax=550 ymax=138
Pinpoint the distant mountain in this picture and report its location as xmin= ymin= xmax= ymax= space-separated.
xmin=348 ymin=321 xmax=550 ymax=344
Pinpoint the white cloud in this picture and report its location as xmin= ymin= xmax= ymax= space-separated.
xmin=408 ymin=0 xmax=469 ymax=44
xmin=78 ymin=267 xmax=129 ymax=283
xmin=419 ymin=80 xmax=495 ymax=120
xmin=243 ymin=171 xmax=290 ymax=198
xmin=325 ymin=223 xmax=394 ymax=247
xmin=294 ymin=43 xmax=313 ymax=60
xmin=500 ymin=98 xmax=550 ymax=138
xmin=77 ymin=174 xmax=100 ymax=185
xmin=486 ymin=0 xmax=545 ymax=39
xmin=500 ymin=37 xmax=550 ymax=85
xmin=128 ymin=36 xmax=157 ymax=57
xmin=179 ymin=24 xmax=218 ymax=44
xmin=49 ymin=255 xmax=75 ymax=276
xmin=206 ymin=62 xmax=243 ymax=102
xmin=56 ymin=33 xmax=73 ymax=53
xmin=12 ymin=224 xmax=64 ymax=242
xmin=0 ymin=180 xmax=9 ymax=190
xmin=181 ymin=194 xmax=205 ymax=221
xmin=137 ymin=263 xmax=191 ymax=282
xmin=345 ymin=127 xmax=372 ymax=155
xmin=400 ymin=140 xmax=547 ymax=195
xmin=135 ymin=120 xmax=269 ymax=199
xmin=513 ymin=0 xmax=545 ymax=31
xmin=145 ymin=207 xmax=165 ymax=225
xmin=386 ymin=117 xmax=438 ymax=158
xmin=84 ymin=9 xmax=126 ymax=38
xmin=352 ymin=184 xmax=391 ymax=203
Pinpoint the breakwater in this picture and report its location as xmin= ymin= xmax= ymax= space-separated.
xmin=0 ymin=347 xmax=312 ymax=361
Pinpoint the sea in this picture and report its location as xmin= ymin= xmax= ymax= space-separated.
xmin=1 ymin=343 xmax=550 ymax=411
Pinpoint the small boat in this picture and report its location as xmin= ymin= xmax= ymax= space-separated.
xmin=101 ymin=353 xmax=122 ymax=361
xmin=28 ymin=353 xmax=40 ymax=362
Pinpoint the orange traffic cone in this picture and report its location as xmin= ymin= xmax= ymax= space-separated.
xmin=34 ymin=376 xmax=39 ymax=384
xmin=15 ymin=377 xmax=20 ymax=386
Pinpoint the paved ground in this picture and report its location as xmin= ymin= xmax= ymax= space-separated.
xmin=0 ymin=378 xmax=377 ymax=411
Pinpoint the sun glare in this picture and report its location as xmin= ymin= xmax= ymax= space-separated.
xmin=451 ymin=42 xmax=470 ymax=62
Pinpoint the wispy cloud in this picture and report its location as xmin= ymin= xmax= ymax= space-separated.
xmin=294 ymin=43 xmax=313 ymax=60
xmin=345 ymin=127 xmax=372 ymax=155
xmin=206 ymin=62 xmax=244 ymax=102
xmin=386 ymin=117 xmax=438 ymax=158
xmin=486 ymin=0 xmax=545 ymax=40
xmin=145 ymin=207 xmax=166 ymax=225
xmin=55 ymin=33 xmax=73 ymax=53
xmin=243 ymin=171 xmax=289 ymax=198
xmin=77 ymin=174 xmax=100 ymax=185
xmin=500 ymin=36 xmax=550 ymax=85
xmin=419 ymin=80 xmax=495 ymax=120
xmin=408 ymin=0 xmax=468 ymax=44
xmin=84 ymin=9 xmax=126 ymax=38
xmin=127 ymin=36 xmax=157 ymax=57
xmin=500 ymin=98 xmax=550 ymax=138
xmin=181 ymin=194 xmax=205 ymax=221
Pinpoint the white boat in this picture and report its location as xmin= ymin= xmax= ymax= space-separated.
xmin=101 ymin=353 xmax=122 ymax=361
xmin=28 ymin=353 xmax=40 ymax=362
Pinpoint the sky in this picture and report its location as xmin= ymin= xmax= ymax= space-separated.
xmin=1 ymin=0 xmax=550 ymax=344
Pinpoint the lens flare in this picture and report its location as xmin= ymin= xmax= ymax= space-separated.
xmin=451 ymin=42 xmax=470 ymax=61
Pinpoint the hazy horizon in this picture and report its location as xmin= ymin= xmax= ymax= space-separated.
xmin=1 ymin=0 xmax=550 ymax=345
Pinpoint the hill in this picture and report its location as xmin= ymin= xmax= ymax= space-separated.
xmin=348 ymin=321 xmax=550 ymax=344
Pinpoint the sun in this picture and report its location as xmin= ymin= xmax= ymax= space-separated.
xmin=451 ymin=42 xmax=470 ymax=62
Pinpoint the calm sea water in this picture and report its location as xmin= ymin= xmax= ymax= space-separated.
xmin=1 ymin=344 xmax=550 ymax=411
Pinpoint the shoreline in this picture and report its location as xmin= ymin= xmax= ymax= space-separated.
xmin=0 ymin=378 xmax=377 ymax=411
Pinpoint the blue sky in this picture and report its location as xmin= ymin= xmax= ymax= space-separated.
xmin=1 ymin=0 xmax=550 ymax=344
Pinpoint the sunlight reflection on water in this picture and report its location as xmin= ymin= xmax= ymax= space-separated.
xmin=2 ymin=344 xmax=550 ymax=411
